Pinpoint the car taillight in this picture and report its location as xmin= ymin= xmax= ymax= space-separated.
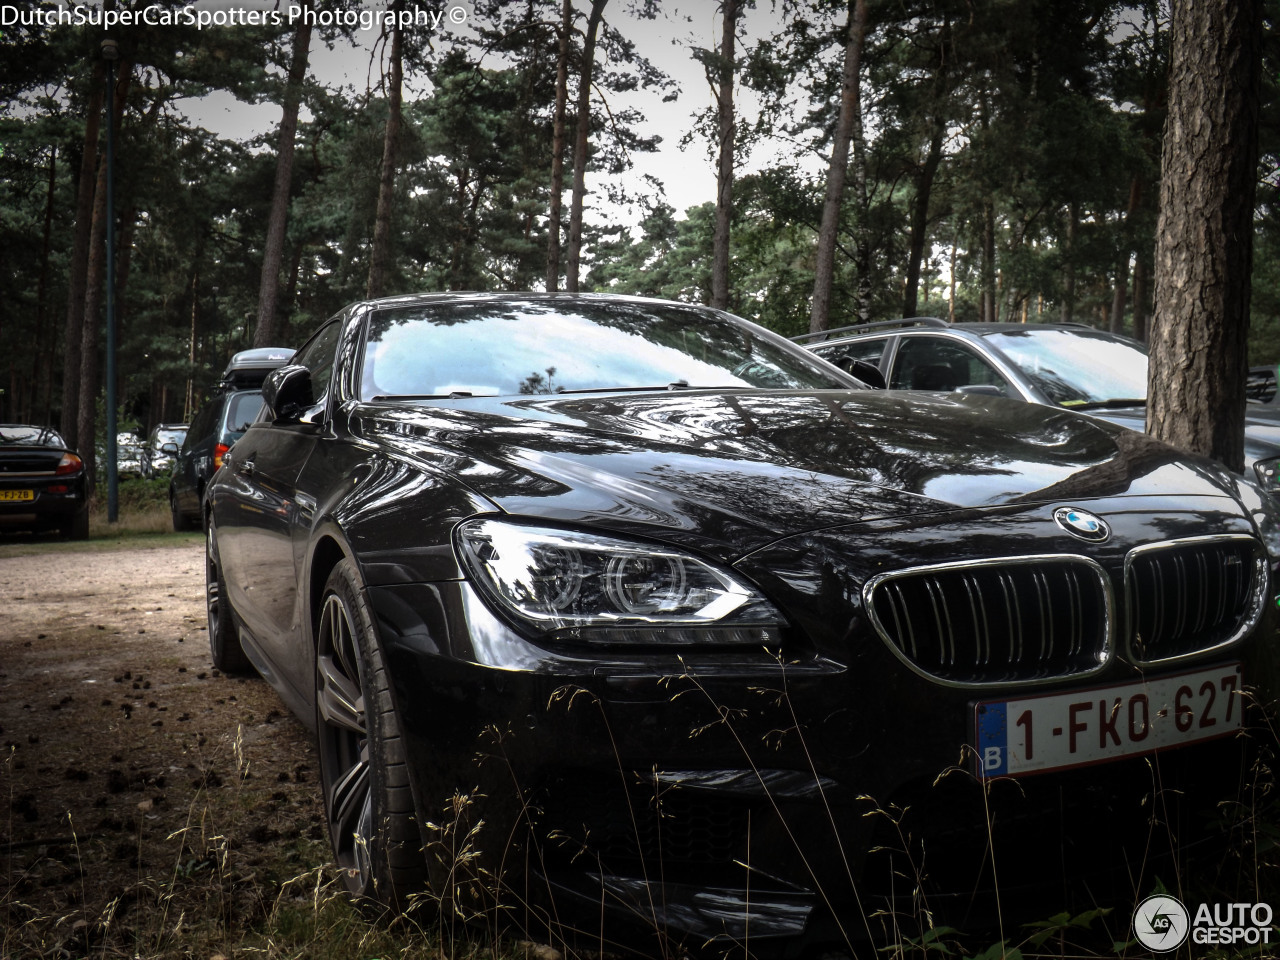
xmin=214 ymin=443 xmax=229 ymax=469
xmin=55 ymin=452 xmax=83 ymax=476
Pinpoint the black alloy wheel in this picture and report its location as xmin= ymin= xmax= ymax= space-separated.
xmin=205 ymin=521 xmax=253 ymax=674
xmin=315 ymin=559 xmax=427 ymax=914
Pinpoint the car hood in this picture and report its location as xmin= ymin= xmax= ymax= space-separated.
xmin=357 ymin=390 xmax=1237 ymax=555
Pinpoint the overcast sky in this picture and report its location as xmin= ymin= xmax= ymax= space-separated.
xmin=176 ymin=1 xmax=822 ymax=230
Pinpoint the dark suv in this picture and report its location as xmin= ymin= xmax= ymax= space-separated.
xmin=797 ymin=318 xmax=1280 ymax=497
xmin=169 ymin=347 xmax=292 ymax=531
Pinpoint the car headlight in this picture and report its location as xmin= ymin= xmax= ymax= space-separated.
xmin=1233 ymin=472 xmax=1280 ymax=566
xmin=455 ymin=518 xmax=785 ymax=645
xmin=1254 ymin=489 xmax=1280 ymax=566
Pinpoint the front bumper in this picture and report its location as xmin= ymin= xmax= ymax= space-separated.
xmin=371 ymin=575 xmax=1272 ymax=954
xmin=0 ymin=478 xmax=88 ymax=531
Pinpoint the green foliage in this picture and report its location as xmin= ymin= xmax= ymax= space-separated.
xmin=2 ymin=0 xmax=1278 ymax=437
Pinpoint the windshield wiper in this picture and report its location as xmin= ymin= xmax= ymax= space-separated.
xmin=1062 ymin=398 xmax=1147 ymax=411
xmin=370 ymin=391 xmax=476 ymax=400
xmin=555 ymin=381 xmax=740 ymax=395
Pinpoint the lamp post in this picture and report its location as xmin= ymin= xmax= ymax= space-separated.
xmin=102 ymin=36 xmax=119 ymax=523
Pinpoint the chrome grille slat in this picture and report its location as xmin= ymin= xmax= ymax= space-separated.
xmin=865 ymin=556 xmax=1112 ymax=687
xmin=1125 ymin=535 xmax=1266 ymax=665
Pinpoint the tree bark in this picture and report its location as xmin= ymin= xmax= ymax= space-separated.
xmin=1109 ymin=176 xmax=1142 ymax=334
xmin=60 ymin=57 xmax=107 ymax=449
xmin=1148 ymin=0 xmax=1260 ymax=473
xmin=34 ymin=146 xmax=57 ymax=427
xmin=255 ymin=4 xmax=312 ymax=346
xmin=565 ymin=0 xmax=608 ymax=294
xmin=710 ymin=0 xmax=740 ymax=311
xmin=903 ymin=120 xmax=944 ymax=317
xmin=77 ymin=55 xmax=132 ymax=486
xmin=545 ymin=0 xmax=572 ymax=292
xmin=366 ymin=0 xmax=404 ymax=300
xmin=1059 ymin=201 xmax=1078 ymax=323
xmin=808 ymin=0 xmax=869 ymax=333
xmin=1131 ymin=255 xmax=1149 ymax=342
xmin=980 ymin=199 xmax=996 ymax=322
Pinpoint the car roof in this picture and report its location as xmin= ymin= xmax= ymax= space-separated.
xmin=217 ymin=347 xmax=294 ymax=391
xmin=347 ymin=291 xmax=735 ymax=313
xmin=798 ymin=319 xmax=1113 ymax=345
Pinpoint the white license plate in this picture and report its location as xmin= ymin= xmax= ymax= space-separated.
xmin=973 ymin=663 xmax=1242 ymax=778
xmin=0 ymin=489 xmax=34 ymax=502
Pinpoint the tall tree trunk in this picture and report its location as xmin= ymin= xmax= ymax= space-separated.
xmin=34 ymin=146 xmax=56 ymax=428
xmin=565 ymin=0 xmax=608 ymax=293
xmin=1109 ymin=175 xmax=1142 ymax=333
xmin=710 ymin=0 xmax=741 ymax=311
xmin=1148 ymin=0 xmax=1261 ymax=472
xmin=948 ymin=227 xmax=958 ymax=322
xmin=903 ymin=120 xmax=944 ymax=317
xmin=1109 ymin=258 xmax=1129 ymax=335
xmin=255 ymin=4 xmax=312 ymax=346
xmin=980 ymin=199 xmax=997 ymax=322
xmin=1059 ymin=202 xmax=1078 ymax=323
xmin=185 ymin=272 xmax=199 ymax=422
xmin=77 ymin=55 xmax=132 ymax=486
xmin=61 ymin=57 xmax=107 ymax=449
xmin=283 ymin=244 xmax=304 ymax=341
xmin=545 ymin=0 xmax=571 ymax=292
xmin=116 ymin=206 xmax=137 ymax=310
xmin=808 ymin=0 xmax=869 ymax=333
xmin=366 ymin=0 xmax=404 ymax=300
xmin=1131 ymin=255 xmax=1149 ymax=342
xmin=852 ymin=106 xmax=873 ymax=326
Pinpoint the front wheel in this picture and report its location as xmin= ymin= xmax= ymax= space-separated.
xmin=315 ymin=559 xmax=428 ymax=915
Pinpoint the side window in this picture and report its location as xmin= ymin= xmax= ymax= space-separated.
xmin=890 ymin=337 xmax=1012 ymax=394
xmin=224 ymin=393 xmax=266 ymax=434
xmin=814 ymin=337 xmax=889 ymax=369
xmin=292 ymin=320 xmax=344 ymax=402
xmin=184 ymin=406 xmax=212 ymax=451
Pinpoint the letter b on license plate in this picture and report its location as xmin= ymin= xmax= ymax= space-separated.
xmin=973 ymin=664 xmax=1242 ymax=778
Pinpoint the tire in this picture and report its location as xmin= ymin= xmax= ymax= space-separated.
xmin=61 ymin=509 xmax=89 ymax=541
xmin=315 ymin=559 xmax=428 ymax=915
xmin=206 ymin=521 xmax=254 ymax=675
xmin=171 ymin=490 xmax=196 ymax=532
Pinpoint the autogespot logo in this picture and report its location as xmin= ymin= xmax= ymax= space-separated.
xmin=1133 ymin=894 xmax=1190 ymax=952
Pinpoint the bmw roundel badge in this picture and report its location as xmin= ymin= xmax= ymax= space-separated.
xmin=1053 ymin=506 xmax=1111 ymax=542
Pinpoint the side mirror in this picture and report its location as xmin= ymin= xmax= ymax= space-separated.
xmin=1247 ymin=366 xmax=1277 ymax=404
xmin=160 ymin=442 xmax=179 ymax=454
xmin=842 ymin=358 xmax=887 ymax=390
xmin=957 ymin=384 xmax=1006 ymax=398
xmin=263 ymin=364 xmax=315 ymax=422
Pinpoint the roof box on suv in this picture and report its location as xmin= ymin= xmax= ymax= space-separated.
xmin=217 ymin=347 xmax=294 ymax=392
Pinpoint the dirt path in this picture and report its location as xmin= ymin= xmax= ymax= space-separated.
xmin=0 ymin=540 xmax=326 ymax=958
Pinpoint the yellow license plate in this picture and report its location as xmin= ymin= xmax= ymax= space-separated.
xmin=0 ymin=489 xmax=35 ymax=502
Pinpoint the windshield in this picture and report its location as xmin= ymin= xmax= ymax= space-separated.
xmin=360 ymin=298 xmax=849 ymax=400
xmin=0 ymin=425 xmax=65 ymax=448
xmin=154 ymin=428 xmax=187 ymax=446
xmin=982 ymin=328 xmax=1148 ymax=406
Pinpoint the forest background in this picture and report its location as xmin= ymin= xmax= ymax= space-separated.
xmin=1 ymin=0 xmax=1277 ymax=481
